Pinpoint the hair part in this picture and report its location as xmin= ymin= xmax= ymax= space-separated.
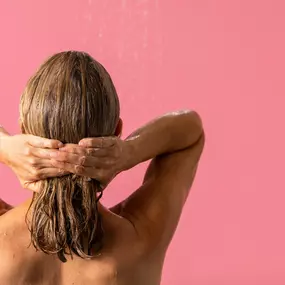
xmin=20 ymin=51 xmax=120 ymax=262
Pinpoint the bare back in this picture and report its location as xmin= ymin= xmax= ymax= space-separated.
xmin=0 ymin=201 xmax=164 ymax=285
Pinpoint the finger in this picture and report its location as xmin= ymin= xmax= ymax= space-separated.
xmin=50 ymin=160 xmax=84 ymax=175
xmin=30 ymin=147 xmax=58 ymax=160
xmin=30 ymin=158 xmax=56 ymax=168
xmin=51 ymin=151 xmax=108 ymax=167
xmin=25 ymin=148 xmax=55 ymax=168
xmin=37 ymin=168 xmax=69 ymax=179
xmin=59 ymin=145 xmax=109 ymax=157
xmin=58 ymin=144 xmax=90 ymax=155
xmin=51 ymin=160 xmax=102 ymax=179
xmin=79 ymin=137 xmax=116 ymax=148
xmin=31 ymin=146 xmax=94 ymax=162
xmin=26 ymin=135 xmax=63 ymax=149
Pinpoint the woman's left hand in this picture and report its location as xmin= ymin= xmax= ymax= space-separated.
xmin=49 ymin=137 xmax=127 ymax=189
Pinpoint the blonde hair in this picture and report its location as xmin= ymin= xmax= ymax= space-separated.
xmin=20 ymin=51 xmax=120 ymax=262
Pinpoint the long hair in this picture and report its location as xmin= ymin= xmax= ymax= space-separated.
xmin=20 ymin=51 xmax=120 ymax=262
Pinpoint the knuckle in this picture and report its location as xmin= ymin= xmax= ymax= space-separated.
xmin=36 ymin=173 xmax=43 ymax=180
xmin=30 ymin=167 xmax=37 ymax=175
xmin=69 ymin=147 xmax=76 ymax=154
xmin=50 ymin=159 xmax=58 ymax=166
xmin=31 ymin=168 xmax=40 ymax=179
xmin=29 ymin=158 xmax=37 ymax=166
xmin=24 ymin=147 xmax=32 ymax=156
xmin=80 ymin=156 xmax=86 ymax=165
xmin=60 ymin=153 xmax=68 ymax=160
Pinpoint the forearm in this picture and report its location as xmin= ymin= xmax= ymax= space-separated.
xmin=123 ymin=110 xmax=203 ymax=170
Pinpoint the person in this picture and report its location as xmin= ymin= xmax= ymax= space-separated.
xmin=0 ymin=51 xmax=205 ymax=285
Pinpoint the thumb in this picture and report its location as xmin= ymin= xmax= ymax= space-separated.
xmin=23 ymin=181 xmax=43 ymax=193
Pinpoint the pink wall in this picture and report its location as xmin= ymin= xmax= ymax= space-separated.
xmin=0 ymin=1 xmax=285 ymax=284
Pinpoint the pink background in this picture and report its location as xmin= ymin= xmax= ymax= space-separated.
xmin=0 ymin=1 xmax=285 ymax=284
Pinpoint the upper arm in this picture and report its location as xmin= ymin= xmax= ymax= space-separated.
xmin=121 ymin=133 xmax=205 ymax=250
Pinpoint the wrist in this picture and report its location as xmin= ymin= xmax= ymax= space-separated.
xmin=121 ymin=139 xmax=137 ymax=172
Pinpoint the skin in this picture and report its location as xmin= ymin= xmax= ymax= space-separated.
xmin=0 ymin=111 xmax=205 ymax=285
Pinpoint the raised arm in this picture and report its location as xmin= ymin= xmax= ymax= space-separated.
xmin=118 ymin=110 xmax=204 ymax=250
xmin=51 ymin=110 xmax=204 ymax=251
xmin=123 ymin=110 xmax=203 ymax=170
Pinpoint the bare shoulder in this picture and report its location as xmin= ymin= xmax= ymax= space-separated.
xmin=0 ymin=201 xmax=36 ymax=272
xmin=0 ymin=205 xmax=26 ymax=274
xmin=0 ymin=202 xmax=58 ymax=284
xmin=0 ymin=201 xmax=30 ymax=247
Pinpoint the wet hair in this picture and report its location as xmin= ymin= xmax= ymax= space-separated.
xmin=20 ymin=51 xmax=120 ymax=262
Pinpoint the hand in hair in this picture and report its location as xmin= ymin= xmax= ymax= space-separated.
xmin=0 ymin=129 xmax=68 ymax=192
xmin=0 ymin=125 xmax=125 ymax=191
xmin=49 ymin=137 xmax=127 ymax=189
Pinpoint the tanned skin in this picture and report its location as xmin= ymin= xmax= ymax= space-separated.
xmin=0 ymin=111 xmax=204 ymax=285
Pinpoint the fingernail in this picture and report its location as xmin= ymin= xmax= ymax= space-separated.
xmin=79 ymin=142 xmax=85 ymax=146
xmin=58 ymin=142 xmax=63 ymax=148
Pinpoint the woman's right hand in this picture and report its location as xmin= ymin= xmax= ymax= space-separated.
xmin=0 ymin=126 xmax=68 ymax=192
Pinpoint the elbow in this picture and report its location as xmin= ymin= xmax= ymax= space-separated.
xmin=187 ymin=110 xmax=204 ymax=142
